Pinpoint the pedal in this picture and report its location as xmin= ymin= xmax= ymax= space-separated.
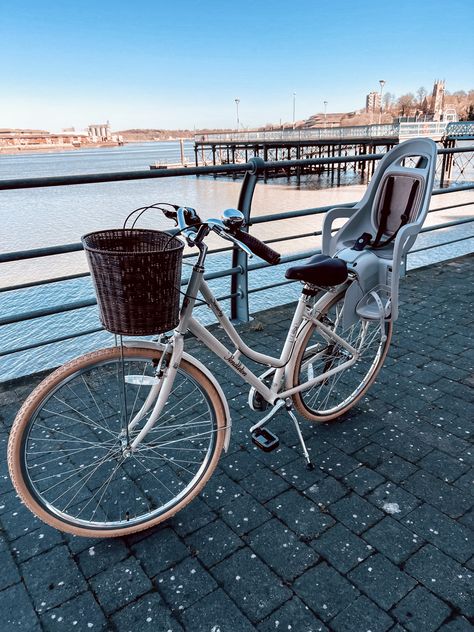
xmin=251 ymin=428 xmax=280 ymax=452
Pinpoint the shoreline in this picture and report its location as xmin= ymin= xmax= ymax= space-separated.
xmin=0 ymin=142 xmax=122 ymax=157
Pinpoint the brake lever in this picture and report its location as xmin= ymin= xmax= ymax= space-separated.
xmin=210 ymin=223 xmax=253 ymax=258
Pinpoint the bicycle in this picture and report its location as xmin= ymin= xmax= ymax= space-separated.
xmin=7 ymin=138 xmax=436 ymax=538
xmin=7 ymin=205 xmax=392 ymax=538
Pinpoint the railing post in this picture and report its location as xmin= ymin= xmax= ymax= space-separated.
xmin=230 ymin=157 xmax=265 ymax=322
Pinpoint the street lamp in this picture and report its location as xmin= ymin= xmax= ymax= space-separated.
xmin=292 ymin=92 xmax=296 ymax=130
xmin=378 ymin=80 xmax=386 ymax=124
xmin=324 ymin=101 xmax=328 ymax=125
xmin=235 ymin=98 xmax=240 ymax=131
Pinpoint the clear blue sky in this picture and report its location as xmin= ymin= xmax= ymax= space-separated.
xmin=1 ymin=0 xmax=472 ymax=131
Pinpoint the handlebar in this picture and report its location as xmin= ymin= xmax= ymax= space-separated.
xmin=171 ymin=205 xmax=281 ymax=266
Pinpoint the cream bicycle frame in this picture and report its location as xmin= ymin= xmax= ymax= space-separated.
xmin=129 ymin=262 xmax=358 ymax=449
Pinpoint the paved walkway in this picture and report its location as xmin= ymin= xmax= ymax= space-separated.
xmin=0 ymin=256 xmax=473 ymax=632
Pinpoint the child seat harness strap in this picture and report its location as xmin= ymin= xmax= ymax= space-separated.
xmin=352 ymin=177 xmax=420 ymax=252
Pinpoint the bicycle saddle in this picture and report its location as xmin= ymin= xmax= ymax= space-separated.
xmin=285 ymin=254 xmax=348 ymax=286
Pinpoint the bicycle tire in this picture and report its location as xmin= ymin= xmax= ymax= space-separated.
xmin=291 ymin=289 xmax=392 ymax=422
xmin=8 ymin=346 xmax=226 ymax=538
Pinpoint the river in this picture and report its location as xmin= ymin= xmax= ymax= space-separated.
xmin=0 ymin=141 xmax=472 ymax=380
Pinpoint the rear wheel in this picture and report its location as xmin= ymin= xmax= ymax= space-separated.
xmin=8 ymin=346 xmax=226 ymax=537
xmin=292 ymin=290 xmax=392 ymax=422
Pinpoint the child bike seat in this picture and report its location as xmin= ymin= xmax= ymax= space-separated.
xmin=285 ymin=254 xmax=348 ymax=286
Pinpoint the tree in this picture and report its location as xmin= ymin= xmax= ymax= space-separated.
xmin=416 ymin=86 xmax=427 ymax=107
xmin=466 ymin=104 xmax=474 ymax=121
xmin=398 ymin=93 xmax=415 ymax=116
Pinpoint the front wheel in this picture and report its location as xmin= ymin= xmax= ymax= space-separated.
xmin=291 ymin=289 xmax=392 ymax=422
xmin=8 ymin=346 xmax=226 ymax=537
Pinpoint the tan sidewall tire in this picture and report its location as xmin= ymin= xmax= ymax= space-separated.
xmin=291 ymin=292 xmax=393 ymax=423
xmin=8 ymin=347 xmax=226 ymax=538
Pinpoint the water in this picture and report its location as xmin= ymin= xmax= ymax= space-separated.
xmin=0 ymin=141 xmax=473 ymax=381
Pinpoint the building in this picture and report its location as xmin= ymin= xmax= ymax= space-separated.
xmin=422 ymin=80 xmax=459 ymax=122
xmin=366 ymin=91 xmax=381 ymax=112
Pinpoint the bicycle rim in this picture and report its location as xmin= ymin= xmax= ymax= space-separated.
xmin=8 ymin=347 xmax=225 ymax=536
xmin=292 ymin=290 xmax=392 ymax=421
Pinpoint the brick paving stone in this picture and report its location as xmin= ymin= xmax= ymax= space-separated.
xmin=11 ymin=525 xmax=64 ymax=563
xmin=348 ymin=553 xmax=416 ymax=610
xmin=402 ymin=504 xmax=473 ymax=563
xmin=330 ymin=595 xmax=394 ymax=632
xmin=459 ymin=508 xmax=474 ymax=531
xmin=367 ymin=481 xmax=421 ymax=518
xmin=304 ymin=476 xmax=347 ymax=509
xmin=257 ymin=596 xmax=328 ymax=632
xmin=169 ymin=497 xmax=217 ymax=537
xmin=438 ymin=617 xmax=474 ymax=631
xmin=310 ymin=523 xmax=373 ymax=573
xmin=376 ymin=455 xmax=418 ymax=483
xmin=156 ymin=556 xmax=217 ymax=612
xmin=131 ymin=527 xmax=189 ymax=577
xmin=329 ymin=493 xmax=384 ymax=534
xmin=246 ymin=518 xmax=317 ymax=581
xmin=454 ymin=470 xmax=474 ymax=494
xmin=417 ymin=449 xmax=469 ymax=484
xmin=89 ymin=557 xmax=152 ymax=616
xmin=220 ymin=493 xmax=272 ymax=536
xmin=0 ymin=548 xmax=20 ymax=590
xmin=0 ymin=490 xmax=41 ymax=540
xmin=0 ymin=582 xmax=41 ymax=631
xmin=433 ymin=377 xmax=474 ymax=403
xmin=354 ymin=443 xmax=393 ymax=468
xmin=404 ymin=545 xmax=473 ymax=617
xmin=240 ymin=467 xmax=290 ymax=503
xmin=21 ymin=545 xmax=88 ymax=613
xmin=294 ymin=562 xmax=359 ymax=622
xmin=276 ymin=458 xmax=325 ymax=490
xmin=211 ymin=547 xmax=292 ymax=623
xmin=181 ymin=588 xmax=256 ymax=632
xmin=77 ymin=538 xmax=129 ymax=579
xmin=266 ymin=488 xmax=335 ymax=539
xmin=40 ymin=591 xmax=108 ymax=632
xmin=201 ymin=471 xmax=245 ymax=510
xmin=111 ymin=592 xmax=184 ymax=632
xmin=186 ymin=519 xmax=243 ymax=567
xmin=250 ymin=443 xmax=300 ymax=470
xmin=370 ymin=427 xmax=432 ymax=462
xmin=317 ymin=420 xmax=370 ymax=454
xmin=402 ymin=470 xmax=473 ymax=518
xmin=317 ymin=447 xmax=360 ymax=478
xmin=343 ymin=465 xmax=385 ymax=495
xmin=363 ymin=516 xmax=423 ymax=564
xmin=392 ymin=586 xmax=451 ymax=632
xmin=219 ymin=448 xmax=264 ymax=481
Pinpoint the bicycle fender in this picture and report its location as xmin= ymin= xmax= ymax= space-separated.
xmin=122 ymin=340 xmax=232 ymax=452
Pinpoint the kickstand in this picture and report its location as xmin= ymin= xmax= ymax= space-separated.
xmin=286 ymin=401 xmax=315 ymax=470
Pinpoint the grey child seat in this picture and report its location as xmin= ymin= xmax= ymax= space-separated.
xmin=322 ymin=138 xmax=437 ymax=324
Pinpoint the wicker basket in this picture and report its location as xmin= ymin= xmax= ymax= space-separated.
xmin=82 ymin=229 xmax=184 ymax=335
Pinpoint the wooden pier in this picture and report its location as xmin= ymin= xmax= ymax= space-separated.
xmin=194 ymin=137 xmax=397 ymax=183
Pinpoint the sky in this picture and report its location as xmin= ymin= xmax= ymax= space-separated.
xmin=1 ymin=0 xmax=473 ymax=132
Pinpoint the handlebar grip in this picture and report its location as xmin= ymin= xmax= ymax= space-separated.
xmin=234 ymin=230 xmax=281 ymax=265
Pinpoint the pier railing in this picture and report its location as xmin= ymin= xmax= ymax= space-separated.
xmin=195 ymin=121 xmax=474 ymax=144
xmin=0 ymin=147 xmax=473 ymax=370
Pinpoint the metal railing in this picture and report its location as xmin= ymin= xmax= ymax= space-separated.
xmin=196 ymin=121 xmax=474 ymax=144
xmin=1 ymin=147 xmax=473 ymax=363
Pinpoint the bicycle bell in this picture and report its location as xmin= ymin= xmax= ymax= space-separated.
xmin=221 ymin=208 xmax=244 ymax=230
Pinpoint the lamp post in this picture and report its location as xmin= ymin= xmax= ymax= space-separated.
xmin=324 ymin=100 xmax=328 ymax=126
xmin=378 ymin=80 xmax=386 ymax=125
xmin=235 ymin=98 xmax=240 ymax=131
xmin=292 ymin=92 xmax=296 ymax=130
